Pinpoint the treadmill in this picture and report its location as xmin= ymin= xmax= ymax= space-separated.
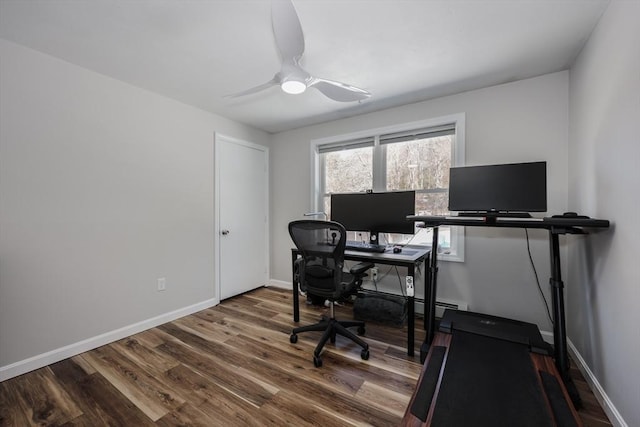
xmin=401 ymin=309 xmax=582 ymax=427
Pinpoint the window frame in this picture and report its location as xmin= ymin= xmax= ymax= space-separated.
xmin=310 ymin=113 xmax=466 ymax=262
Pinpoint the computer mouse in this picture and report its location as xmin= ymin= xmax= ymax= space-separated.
xmin=563 ymin=212 xmax=578 ymax=217
xmin=393 ymin=246 xmax=402 ymax=253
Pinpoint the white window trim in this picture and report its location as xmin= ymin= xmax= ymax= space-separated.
xmin=310 ymin=113 xmax=466 ymax=262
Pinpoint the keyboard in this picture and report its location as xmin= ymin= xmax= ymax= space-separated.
xmin=345 ymin=241 xmax=387 ymax=253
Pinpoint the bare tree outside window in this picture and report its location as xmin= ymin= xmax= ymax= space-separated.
xmin=386 ymin=136 xmax=452 ymax=216
xmin=322 ymin=146 xmax=373 ymax=214
xmin=325 ymin=147 xmax=373 ymax=194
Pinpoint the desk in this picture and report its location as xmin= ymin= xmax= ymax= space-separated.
xmin=291 ymin=245 xmax=430 ymax=357
xmin=408 ymin=214 xmax=610 ymax=404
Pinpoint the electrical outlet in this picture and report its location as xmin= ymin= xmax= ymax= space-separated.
xmin=157 ymin=277 xmax=166 ymax=291
xmin=406 ymin=276 xmax=414 ymax=297
xmin=371 ymin=267 xmax=378 ymax=281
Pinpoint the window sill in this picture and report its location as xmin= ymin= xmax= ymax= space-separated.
xmin=438 ymin=252 xmax=464 ymax=263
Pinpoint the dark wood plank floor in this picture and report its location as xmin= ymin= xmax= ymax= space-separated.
xmin=0 ymin=287 xmax=612 ymax=426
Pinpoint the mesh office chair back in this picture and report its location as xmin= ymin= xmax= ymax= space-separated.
xmin=288 ymin=220 xmax=348 ymax=301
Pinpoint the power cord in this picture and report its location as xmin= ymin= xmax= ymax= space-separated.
xmin=525 ymin=229 xmax=554 ymax=327
xmin=394 ymin=266 xmax=406 ymax=297
xmin=380 ymin=231 xmax=421 ymax=247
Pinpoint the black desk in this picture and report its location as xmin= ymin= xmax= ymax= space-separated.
xmin=291 ymin=245 xmax=430 ymax=356
xmin=408 ymin=214 xmax=610 ymax=403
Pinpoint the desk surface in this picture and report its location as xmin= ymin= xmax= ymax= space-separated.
xmin=408 ymin=215 xmax=610 ymax=230
xmin=291 ymin=244 xmax=430 ymax=264
xmin=344 ymin=245 xmax=430 ymax=266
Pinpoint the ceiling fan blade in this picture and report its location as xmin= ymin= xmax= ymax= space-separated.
xmin=309 ymin=78 xmax=371 ymax=102
xmin=231 ymin=1 xmax=370 ymax=103
xmin=271 ymin=0 xmax=305 ymax=61
xmin=225 ymin=76 xmax=280 ymax=98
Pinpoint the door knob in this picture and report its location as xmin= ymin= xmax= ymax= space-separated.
xmin=221 ymin=230 xmax=230 ymax=235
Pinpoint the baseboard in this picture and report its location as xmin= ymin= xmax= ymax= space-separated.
xmin=537 ymin=331 xmax=626 ymax=426
xmin=566 ymin=339 xmax=628 ymax=427
xmin=0 ymin=298 xmax=219 ymax=382
xmin=268 ymin=279 xmax=292 ymax=289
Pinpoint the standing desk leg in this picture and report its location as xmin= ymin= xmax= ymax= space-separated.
xmin=408 ymin=265 xmax=415 ymax=357
xmin=549 ymin=231 xmax=581 ymax=407
xmin=421 ymin=226 xmax=439 ymax=363
xmin=291 ymin=251 xmax=299 ymax=322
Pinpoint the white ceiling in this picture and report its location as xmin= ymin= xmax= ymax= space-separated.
xmin=0 ymin=0 xmax=609 ymax=134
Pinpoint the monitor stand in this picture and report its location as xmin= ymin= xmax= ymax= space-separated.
xmin=369 ymin=232 xmax=380 ymax=245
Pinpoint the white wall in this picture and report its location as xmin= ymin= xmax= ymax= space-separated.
xmin=568 ymin=1 xmax=640 ymax=426
xmin=270 ymin=72 xmax=569 ymax=331
xmin=0 ymin=39 xmax=270 ymax=375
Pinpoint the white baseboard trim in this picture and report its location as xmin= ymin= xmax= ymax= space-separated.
xmin=0 ymin=298 xmax=219 ymax=382
xmin=268 ymin=279 xmax=292 ymax=289
xmin=566 ymin=339 xmax=628 ymax=427
xmin=539 ymin=331 xmax=626 ymax=426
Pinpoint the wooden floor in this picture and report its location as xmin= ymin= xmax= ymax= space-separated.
xmin=0 ymin=287 xmax=612 ymax=426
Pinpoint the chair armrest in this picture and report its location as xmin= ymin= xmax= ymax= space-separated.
xmin=350 ymin=262 xmax=375 ymax=276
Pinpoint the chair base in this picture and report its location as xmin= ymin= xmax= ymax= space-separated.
xmin=290 ymin=317 xmax=370 ymax=367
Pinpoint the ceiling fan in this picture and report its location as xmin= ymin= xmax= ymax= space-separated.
xmin=227 ymin=0 xmax=371 ymax=102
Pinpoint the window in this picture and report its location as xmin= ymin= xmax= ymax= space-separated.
xmin=312 ymin=114 xmax=465 ymax=261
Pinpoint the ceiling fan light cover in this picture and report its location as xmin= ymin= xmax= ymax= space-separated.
xmin=281 ymin=79 xmax=307 ymax=94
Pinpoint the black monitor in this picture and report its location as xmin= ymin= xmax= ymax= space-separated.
xmin=448 ymin=161 xmax=547 ymax=215
xmin=330 ymin=191 xmax=415 ymax=244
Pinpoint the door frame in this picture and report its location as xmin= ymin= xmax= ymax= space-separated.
xmin=214 ymin=133 xmax=269 ymax=302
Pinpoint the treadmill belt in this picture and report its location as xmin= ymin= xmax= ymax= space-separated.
xmin=431 ymin=331 xmax=554 ymax=427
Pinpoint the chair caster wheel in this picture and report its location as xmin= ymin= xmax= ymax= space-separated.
xmin=290 ymin=334 xmax=298 ymax=343
xmin=361 ymin=349 xmax=370 ymax=360
xmin=313 ymin=355 xmax=322 ymax=367
xmin=357 ymin=326 xmax=365 ymax=335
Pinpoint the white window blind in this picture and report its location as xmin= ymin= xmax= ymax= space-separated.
xmin=379 ymin=124 xmax=456 ymax=145
xmin=317 ymin=136 xmax=375 ymax=154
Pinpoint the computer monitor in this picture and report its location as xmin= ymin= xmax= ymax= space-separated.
xmin=330 ymin=191 xmax=416 ymax=244
xmin=448 ymin=161 xmax=547 ymax=215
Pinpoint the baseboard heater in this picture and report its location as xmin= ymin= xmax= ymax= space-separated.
xmin=413 ymin=298 xmax=468 ymax=318
xmin=434 ymin=299 xmax=468 ymax=318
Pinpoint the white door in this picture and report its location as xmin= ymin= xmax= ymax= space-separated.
xmin=215 ymin=134 xmax=269 ymax=300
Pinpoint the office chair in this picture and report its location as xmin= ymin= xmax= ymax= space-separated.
xmin=288 ymin=219 xmax=374 ymax=367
